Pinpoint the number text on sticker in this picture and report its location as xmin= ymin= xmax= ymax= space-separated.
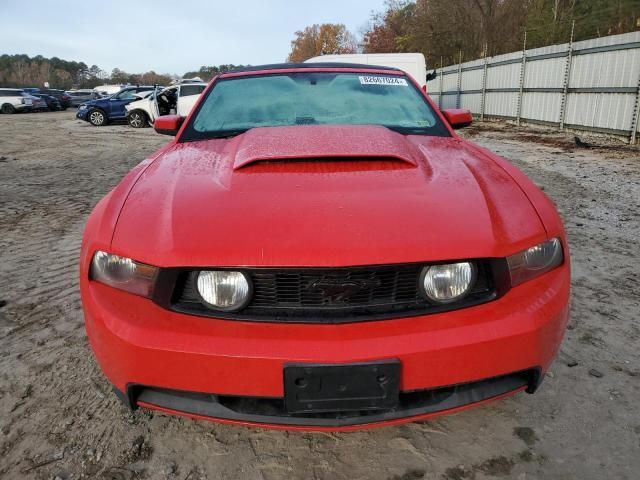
xmin=359 ymin=76 xmax=408 ymax=86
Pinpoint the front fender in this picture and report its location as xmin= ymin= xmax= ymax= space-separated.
xmin=462 ymin=141 xmax=567 ymax=242
xmin=80 ymin=142 xmax=176 ymax=276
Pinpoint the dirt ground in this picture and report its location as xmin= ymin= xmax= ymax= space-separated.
xmin=0 ymin=111 xmax=638 ymax=480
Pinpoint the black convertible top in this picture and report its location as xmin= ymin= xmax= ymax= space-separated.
xmin=225 ymin=62 xmax=403 ymax=74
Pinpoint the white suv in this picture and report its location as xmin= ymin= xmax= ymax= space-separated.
xmin=125 ymin=83 xmax=206 ymax=128
xmin=0 ymin=88 xmax=33 ymax=114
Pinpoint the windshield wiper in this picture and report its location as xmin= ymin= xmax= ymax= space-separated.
xmin=383 ymin=125 xmax=431 ymax=135
xmin=207 ymin=128 xmax=250 ymax=139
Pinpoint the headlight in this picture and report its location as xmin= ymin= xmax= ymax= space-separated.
xmin=421 ymin=262 xmax=475 ymax=303
xmin=90 ymin=251 xmax=158 ymax=297
xmin=507 ymin=238 xmax=563 ymax=286
xmin=196 ymin=271 xmax=251 ymax=311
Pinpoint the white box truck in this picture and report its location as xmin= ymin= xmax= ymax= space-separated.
xmin=305 ymin=53 xmax=432 ymax=90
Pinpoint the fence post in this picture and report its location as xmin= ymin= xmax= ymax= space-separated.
xmin=480 ymin=43 xmax=488 ymax=121
xmin=456 ymin=50 xmax=462 ymax=109
xmin=559 ymin=20 xmax=575 ymax=130
xmin=438 ymin=56 xmax=443 ymax=110
xmin=630 ymin=71 xmax=640 ymax=144
xmin=516 ymin=30 xmax=528 ymax=126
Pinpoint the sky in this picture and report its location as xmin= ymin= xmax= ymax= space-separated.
xmin=0 ymin=0 xmax=387 ymax=75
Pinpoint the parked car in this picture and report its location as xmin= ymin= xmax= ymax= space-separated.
xmin=38 ymin=89 xmax=72 ymax=110
xmin=0 ymin=88 xmax=33 ymax=113
xmin=66 ymin=89 xmax=101 ymax=106
xmin=33 ymin=93 xmax=61 ymax=111
xmin=27 ymin=94 xmax=48 ymax=111
xmin=76 ymin=86 xmax=156 ymax=126
xmin=80 ymin=63 xmax=570 ymax=430
xmin=125 ymin=82 xmax=206 ymax=128
xmin=22 ymin=88 xmax=56 ymax=110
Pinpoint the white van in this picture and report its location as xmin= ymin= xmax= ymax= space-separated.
xmin=305 ymin=53 xmax=430 ymax=90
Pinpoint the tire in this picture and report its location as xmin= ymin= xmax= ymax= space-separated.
xmin=127 ymin=110 xmax=148 ymax=128
xmin=1 ymin=104 xmax=16 ymax=114
xmin=88 ymin=109 xmax=107 ymax=126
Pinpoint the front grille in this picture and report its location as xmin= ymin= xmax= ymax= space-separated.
xmin=253 ymin=265 xmax=423 ymax=307
xmin=169 ymin=261 xmax=497 ymax=323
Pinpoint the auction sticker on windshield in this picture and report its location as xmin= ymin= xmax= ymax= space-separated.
xmin=359 ymin=76 xmax=408 ymax=86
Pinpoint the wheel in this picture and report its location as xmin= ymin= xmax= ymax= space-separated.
xmin=88 ymin=109 xmax=107 ymax=126
xmin=127 ymin=110 xmax=148 ymax=128
xmin=1 ymin=104 xmax=16 ymax=114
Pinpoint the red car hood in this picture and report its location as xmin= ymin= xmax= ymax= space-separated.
xmin=112 ymin=125 xmax=546 ymax=267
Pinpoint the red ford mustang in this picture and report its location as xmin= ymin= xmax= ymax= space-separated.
xmin=80 ymin=63 xmax=570 ymax=430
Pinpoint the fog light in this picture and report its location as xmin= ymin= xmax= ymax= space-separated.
xmin=421 ymin=262 xmax=475 ymax=303
xmin=196 ymin=271 xmax=251 ymax=311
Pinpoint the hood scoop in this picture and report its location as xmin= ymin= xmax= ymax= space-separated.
xmin=233 ymin=125 xmax=418 ymax=170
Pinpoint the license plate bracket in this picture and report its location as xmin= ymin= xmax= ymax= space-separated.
xmin=284 ymin=360 xmax=400 ymax=414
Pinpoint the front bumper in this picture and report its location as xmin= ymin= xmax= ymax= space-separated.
xmin=76 ymin=108 xmax=89 ymax=120
xmin=81 ymin=265 xmax=569 ymax=430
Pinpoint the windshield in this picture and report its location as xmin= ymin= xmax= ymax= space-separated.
xmin=182 ymin=72 xmax=448 ymax=140
xmin=114 ymin=89 xmax=136 ymax=100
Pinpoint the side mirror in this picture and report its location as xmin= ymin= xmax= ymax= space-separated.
xmin=442 ymin=109 xmax=473 ymax=129
xmin=154 ymin=115 xmax=184 ymax=136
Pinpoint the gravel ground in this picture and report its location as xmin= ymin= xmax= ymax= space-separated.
xmin=0 ymin=111 xmax=638 ymax=480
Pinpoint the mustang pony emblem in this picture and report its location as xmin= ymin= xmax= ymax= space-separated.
xmin=307 ymin=277 xmax=381 ymax=301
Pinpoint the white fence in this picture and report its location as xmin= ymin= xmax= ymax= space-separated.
xmin=429 ymin=31 xmax=640 ymax=144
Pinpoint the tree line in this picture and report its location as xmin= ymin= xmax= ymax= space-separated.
xmin=182 ymin=65 xmax=249 ymax=80
xmin=288 ymin=0 xmax=640 ymax=66
xmin=0 ymin=53 xmax=247 ymax=90
xmin=0 ymin=54 xmax=99 ymax=89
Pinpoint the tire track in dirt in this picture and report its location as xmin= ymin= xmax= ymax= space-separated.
xmin=1 ymin=112 xmax=168 ymax=477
